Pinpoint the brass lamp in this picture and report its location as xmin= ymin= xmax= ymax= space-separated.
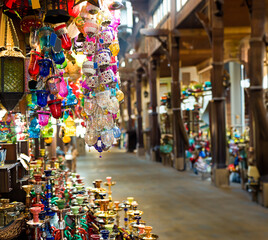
xmin=0 ymin=15 xmax=25 ymax=111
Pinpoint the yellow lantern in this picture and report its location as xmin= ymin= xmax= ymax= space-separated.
xmin=62 ymin=135 xmax=71 ymax=144
xmin=116 ymin=90 xmax=124 ymax=102
xmin=64 ymin=116 xmax=76 ymax=137
xmin=45 ymin=137 xmax=53 ymax=144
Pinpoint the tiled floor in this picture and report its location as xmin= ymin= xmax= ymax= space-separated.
xmin=77 ymin=148 xmax=268 ymax=240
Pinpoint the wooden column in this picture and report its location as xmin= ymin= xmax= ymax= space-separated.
xmin=248 ymin=0 xmax=268 ymax=179
xmin=169 ymin=33 xmax=187 ymax=170
xmin=127 ymin=80 xmax=132 ymax=132
xmin=136 ymin=68 xmax=145 ymax=156
xmin=149 ymin=56 xmax=161 ymax=161
xmin=34 ymin=138 xmax=40 ymax=159
xmin=210 ymin=0 xmax=227 ymax=169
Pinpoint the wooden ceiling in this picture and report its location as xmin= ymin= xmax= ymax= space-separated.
xmin=128 ymin=0 xmax=252 ymax=73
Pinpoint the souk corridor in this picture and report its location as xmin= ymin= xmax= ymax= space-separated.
xmin=77 ymin=149 xmax=268 ymax=240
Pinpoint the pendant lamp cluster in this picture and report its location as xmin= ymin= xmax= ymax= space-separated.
xmin=0 ymin=0 xmax=125 ymax=155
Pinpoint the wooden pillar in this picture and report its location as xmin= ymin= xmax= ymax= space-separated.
xmin=149 ymin=56 xmax=161 ymax=162
xmin=249 ymin=0 xmax=268 ymax=179
xmin=34 ymin=138 xmax=40 ymax=159
xmin=168 ymin=0 xmax=188 ymax=170
xmin=209 ymin=0 xmax=229 ymax=186
xmin=136 ymin=68 xmax=145 ymax=156
xmin=169 ymin=33 xmax=187 ymax=170
xmin=210 ymin=0 xmax=226 ymax=168
xmin=127 ymin=80 xmax=132 ymax=132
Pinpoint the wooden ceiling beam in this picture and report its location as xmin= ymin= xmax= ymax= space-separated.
xmin=177 ymin=27 xmax=251 ymax=37
xmin=180 ymin=49 xmax=211 ymax=55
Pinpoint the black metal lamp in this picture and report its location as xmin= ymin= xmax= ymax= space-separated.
xmin=0 ymin=15 xmax=25 ymax=111
xmin=44 ymin=0 xmax=70 ymax=24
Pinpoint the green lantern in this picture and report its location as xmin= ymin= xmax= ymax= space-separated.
xmin=0 ymin=15 xmax=25 ymax=111
xmin=41 ymin=120 xmax=54 ymax=138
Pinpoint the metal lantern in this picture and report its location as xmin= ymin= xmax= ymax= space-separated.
xmin=0 ymin=15 xmax=25 ymax=111
xmin=44 ymin=0 xmax=70 ymax=24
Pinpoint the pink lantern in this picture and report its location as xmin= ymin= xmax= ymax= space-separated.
xmin=38 ymin=111 xmax=50 ymax=127
xmin=58 ymin=77 xmax=68 ymax=98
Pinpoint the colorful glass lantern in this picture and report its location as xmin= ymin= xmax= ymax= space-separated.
xmin=38 ymin=59 xmax=52 ymax=77
xmin=0 ymin=16 xmax=25 ymax=111
xmin=44 ymin=0 xmax=70 ymax=24
xmin=58 ymin=77 xmax=68 ymax=98
xmin=112 ymin=126 xmax=121 ymax=138
xmin=52 ymin=50 xmax=65 ymax=65
xmin=64 ymin=116 xmax=76 ymax=137
xmin=38 ymin=27 xmax=53 ymax=55
xmin=101 ymin=130 xmax=114 ymax=147
xmin=38 ymin=111 xmax=50 ymax=127
xmin=96 ymin=90 xmax=111 ymax=109
xmin=104 ymin=113 xmax=114 ymax=130
xmin=47 ymin=75 xmax=61 ymax=95
xmin=45 ymin=137 xmax=53 ymax=145
xmin=20 ymin=15 xmax=42 ymax=33
xmin=28 ymin=117 xmax=40 ymax=139
xmin=54 ymin=23 xmax=72 ymax=50
xmin=83 ymin=19 xmax=98 ymax=38
xmin=62 ymin=135 xmax=71 ymax=144
xmin=36 ymin=90 xmax=49 ymax=107
xmin=48 ymin=99 xmax=62 ymax=119
xmin=100 ymin=69 xmax=114 ymax=84
xmin=99 ymin=28 xmax=113 ymax=48
xmin=109 ymin=40 xmax=120 ymax=56
xmin=84 ymin=97 xmax=97 ymax=115
xmin=107 ymin=96 xmax=119 ymax=114
xmin=83 ymin=40 xmax=96 ymax=56
xmin=86 ymin=3 xmax=100 ymax=15
xmin=85 ymin=130 xmax=98 ymax=146
xmin=97 ymin=48 xmax=111 ymax=69
xmin=29 ymin=28 xmax=39 ymax=50
xmin=108 ymin=1 xmax=124 ymax=10
xmin=116 ymin=90 xmax=124 ymax=102
xmin=82 ymin=60 xmax=95 ymax=77
xmin=86 ymin=75 xmax=98 ymax=88
xmin=28 ymin=50 xmax=40 ymax=77
xmin=64 ymin=85 xmax=78 ymax=106
xmin=41 ymin=120 xmax=54 ymax=138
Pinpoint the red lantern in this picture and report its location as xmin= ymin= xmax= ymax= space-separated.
xmin=54 ymin=24 xmax=72 ymax=50
xmin=28 ymin=50 xmax=41 ymax=77
xmin=68 ymin=0 xmax=80 ymax=18
xmin=48 ymin=99 xmax=62 ymax=119
xmin=20 ymin=15 xmax=42 ymax=33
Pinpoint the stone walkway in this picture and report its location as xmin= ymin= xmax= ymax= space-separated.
xmin=77 ymin=148 xmax=268 ymax=240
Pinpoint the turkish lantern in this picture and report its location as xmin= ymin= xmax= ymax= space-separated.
xmin=44 ymin=0 xmax=70 ymax=24
xmin=0 ymin=15 xmax=25 ymax=111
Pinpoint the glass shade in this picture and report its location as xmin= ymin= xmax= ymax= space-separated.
xmin=48 ymin=99 xmax=62 ymax=119
xmin=38 ymin=59 xmax=52 ymax=77
xmin=36 ymin=90 xmax=48 ymax=107
xmin=38 ymin=111 xmax=50 ymax=127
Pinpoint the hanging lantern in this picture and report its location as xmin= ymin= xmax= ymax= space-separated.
xmin=64 ymin=116 xmax=76 ymax=137
xmin=20 ymin=15 xmax=42 ymax=33
xmin=0 ymin=15 xmax=25 ymax=111
xmin=62 ymin=135 xmax=71 ymax=144
xmin=44 ymin=0 xmax=70 ymax=24
xmin=41 ymin=121 xmax=54 ymax=138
